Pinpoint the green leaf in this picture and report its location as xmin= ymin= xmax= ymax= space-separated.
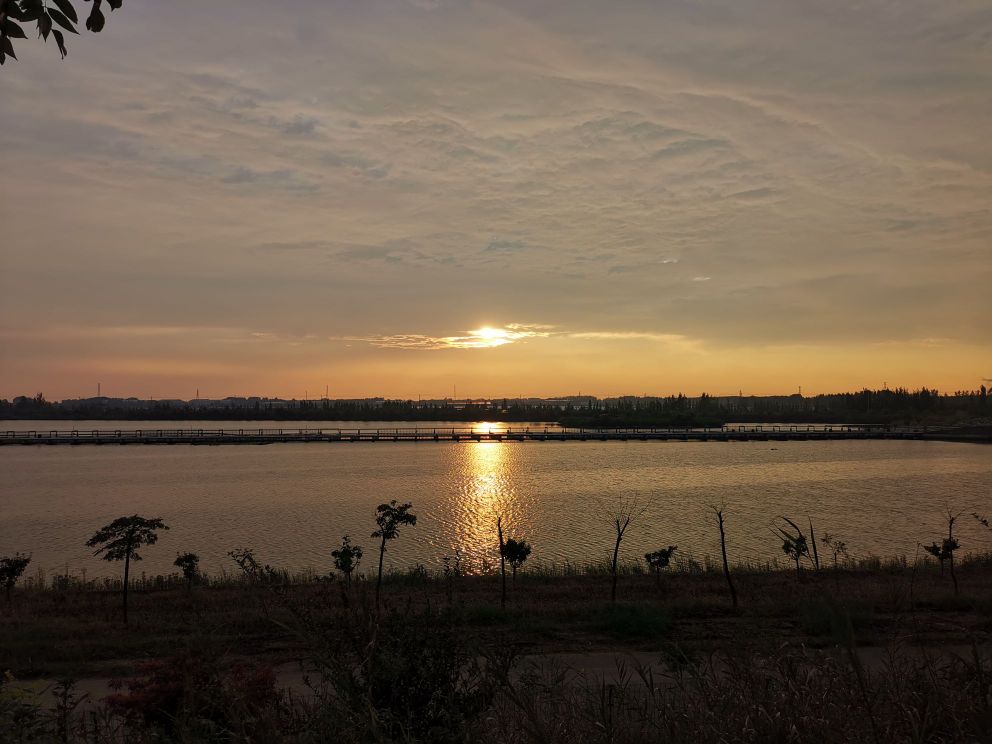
xmin=85 ymin=6 xmax=104 ymax=32
xmin=52 ymin=27 xmax=67 ymax=58
xmin=2 ymin=18 xmax=27 ymax=38
xmin=48 ymin=8 xmax=78 ymax=33
xmin=107 ymin=0 xmax=122 ymax=9
xmin=0 ymin=35 xmax=15 ymax=59
xmin=51 ymin=0 xmax=78 ymax=23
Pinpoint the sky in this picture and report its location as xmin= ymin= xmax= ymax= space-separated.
xmin=1 ymin=0 xmax=990 ymax=400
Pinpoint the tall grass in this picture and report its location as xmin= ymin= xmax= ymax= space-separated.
xmin=16 ymin=551 xmax=992 ymax=593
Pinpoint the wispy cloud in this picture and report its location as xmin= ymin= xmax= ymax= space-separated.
xmin=358 ymin=323 xmax=553 ymax=350
xmin=1 ymin=0 xmax=990 ymax=397
xmin=344 ymin=324 xmax=702 ymax=352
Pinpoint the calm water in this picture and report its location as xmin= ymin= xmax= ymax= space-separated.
xmin=2 ymin=420 xmax=990 ymax=581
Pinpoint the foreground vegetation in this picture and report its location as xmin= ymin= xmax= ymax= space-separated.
xmin=3 ymin=554 xmax=991 ymax=742
xmin=3 ymin=503 xmax=990 ymax=741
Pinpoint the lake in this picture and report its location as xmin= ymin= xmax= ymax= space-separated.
xmin=2 ymin=420 xmax=990 ymax=581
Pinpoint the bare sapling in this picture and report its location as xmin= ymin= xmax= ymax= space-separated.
xmin=713 ymin=505 xmax=738 ymax=608
xmin=607 ymin=496 xmax=644 ymax=602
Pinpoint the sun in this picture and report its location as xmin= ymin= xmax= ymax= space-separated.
xmin=472 ymin=326 xmax=509 ymax=342
xmin=462 ymin=326 xmax=513 ymax=348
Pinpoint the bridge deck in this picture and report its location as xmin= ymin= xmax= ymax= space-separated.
xmin=0 ymin=425 xmax=940 ymax=446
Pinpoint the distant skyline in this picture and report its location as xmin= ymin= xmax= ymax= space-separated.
xmin=2 ymin=0 xmax=990 ymax=399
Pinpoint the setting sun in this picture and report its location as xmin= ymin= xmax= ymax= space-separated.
xmin=468 ymin=327 xmax=512 ymax=347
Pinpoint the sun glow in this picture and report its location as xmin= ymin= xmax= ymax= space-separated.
xmin=467 ymin=326 xmax=512 ymax=347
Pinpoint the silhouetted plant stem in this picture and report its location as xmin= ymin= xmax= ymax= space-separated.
xmin=808 ymin=516 xmax=821 ymax=571
xmin=948 ymin=513 xmax=959 ymax=597
xmin=611 ymin=533 xmax=622 ymax=602
xmin=375 ymin=536 xmax=386 ymax=612
xmin=715 ymin=508 xmax=738 ymax=608
xmin=122 ymin=554 xmax=130 ymax=625
xmin=607 ymin=497 xmax=639 ymax=603
xmin=497 ymin=516 xmax=507 ymax=611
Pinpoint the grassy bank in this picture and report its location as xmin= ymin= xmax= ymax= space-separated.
xmin=3 ymin=555 xmax=991 ymax=680
xmin=3 ymin=557 xmax=991 ymax=742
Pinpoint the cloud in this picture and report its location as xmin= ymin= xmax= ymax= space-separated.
xmin=343 ymin=324 xmax=701 ymax=353
xmin=358 ymin=323 xmax=553 ymax=350
xmin=1 ymin=0 xmax=990 ymax=397
xmin=281 ymin=115 xmax=321 ymax=136
xmin=567 ymin=331 xmax=703 ymax=351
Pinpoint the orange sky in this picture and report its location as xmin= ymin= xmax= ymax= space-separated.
xmin=1 ymin=1 xmax=990 ymax=400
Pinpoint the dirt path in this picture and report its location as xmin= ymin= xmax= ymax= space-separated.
xmin=12 ymin=644 xmax=988 ymax=711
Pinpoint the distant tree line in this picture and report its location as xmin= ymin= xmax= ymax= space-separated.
xmin=1 ymin=386 xmax=989 ymax=426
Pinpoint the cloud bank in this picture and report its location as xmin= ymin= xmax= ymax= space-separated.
xmin=0 ymin=0 xmax=989 ymax=397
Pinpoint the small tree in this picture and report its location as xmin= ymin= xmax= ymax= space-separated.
xmin=821 ymin=532 xmax=849 ymax=570
xmin=712 ymin=505 xmax=738 ymax=608
xmin=501 ymin=538 xmax=532 ymax=587
xmin=0 ymin=553 xmax=31 ymax=602
xmin=372 ymin=500 xmax=417 ymax=611
xmin=607 ymin=496 xmax=643 ymax=603
xmin=86 ymin=515 xmax=168 ymax=624
xmin=331 ymin=535 xmax=363 ymax=585
xmin=227 ymin=546 xmax=279 ymax=584
xmin=173 ymin=552 xmax=199 ymax=592
xmin=924 ymin=510 xmax=962 ymax=596
xmin=775 ymin=517 xmax=810 ymax=582
xmin=644 ymin=545 xmax=677 ymax=588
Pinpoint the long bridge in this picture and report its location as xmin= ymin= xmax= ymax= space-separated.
xmin=2 ymin=424 xmax=985 ymax=445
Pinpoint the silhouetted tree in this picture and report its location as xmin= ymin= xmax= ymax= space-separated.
xmin=822 ymin=532 xmax=849 ymax=570
xmin=173 ymin=552 xmax=199 ymax=592
xmin=227 ymin=546 xmax=280 ymax=584
xmin=607 ymin=496 xmax=643 ymax=602
xmin=331 ymin=535 xmax=363 ymax=585
xmin=775 ymin=517 xmax=810 ymax=582
xmin=924 ymin=511 xmax=962 ymax=596
xmin=713 ymin=505 xmax=738 ymax=608
xmin=501 ymin=538 xmax=531 ymax=587
xmin=644 ymin=546 xmax=677 ymax=588
xmin=0 ymin=553 xmax=30 ymax=603
xmin=86 ymin=515 xmax=168 ymax=624
xmin=372 ymin=500 xmax=417 ymax=611
xmin=0 ymin=0 xmax=125 ymax=64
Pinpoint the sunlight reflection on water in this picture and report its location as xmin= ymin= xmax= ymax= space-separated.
xmin=2 ymin=425 xmax=991 ymax=580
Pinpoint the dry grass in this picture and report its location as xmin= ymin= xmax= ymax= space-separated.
xmin=2 ymin=556 xmax=991 ymax=680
